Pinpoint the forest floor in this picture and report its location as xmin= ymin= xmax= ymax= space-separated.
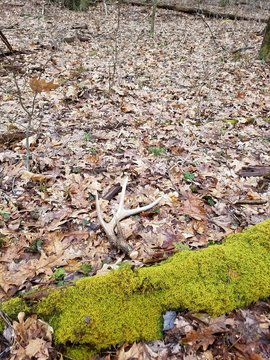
xmin=0 ymin=0 xmax=270 ymax=359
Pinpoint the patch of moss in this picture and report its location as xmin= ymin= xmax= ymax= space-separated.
xmin=1 ymin=297 xmax=29 ymax=317
xmin=65 ymin=345 xmax=97 ymax=360
xmin=0 ymin=297 xmax=30 ymax=332
xmin=2 ymin=220 xmax=270 ymax=356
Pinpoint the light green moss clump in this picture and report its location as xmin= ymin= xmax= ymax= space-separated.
xmin=65 ymin=345 xmax=97 ymax=360
xmin=1 ymin=297 xmax=29 ymax=318
xmin=0 ymin=297 xmax=30 ymax=332
xmin=1 ymin=220 xmax=270 ymax=355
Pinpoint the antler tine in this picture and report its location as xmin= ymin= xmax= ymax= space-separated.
xmin=95 ymin=191 xmax=115 ymax=239
xmin=115 ymin=177 xmax=162 ymax=221
xmin=117 ymin=176 xmax=128 ymax=213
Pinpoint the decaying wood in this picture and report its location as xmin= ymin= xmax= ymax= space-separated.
xmin=0 ymin=131 xmax=26 ymax=148
xmin=238 ymin=166 xmax=270 ymax=178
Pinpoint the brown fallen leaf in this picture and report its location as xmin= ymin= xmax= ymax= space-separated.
xmin=183 ymin=329 xmax=216 ymax=351
xmin=25 ymin=338 xmax=47 ymax=357
xmin=21 ymin=170 xmax=53 ymax=182
xmin=30 ymin=76 xmax=59 ymax=93
xmin=10 ymin=312 xmax=53 ymax=360
xmin=117 ymin=342 xmax=157 ymax=360
xmin=0 ymin=251 xmax=67 ymax=297
xmin=180 ymin=194 xmax=206 ymax=221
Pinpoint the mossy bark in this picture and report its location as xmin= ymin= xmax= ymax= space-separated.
xmin=259 ymin=17 xmax=270 ymax=62
xmin=1 ymin=220 xmax=270 ymax=358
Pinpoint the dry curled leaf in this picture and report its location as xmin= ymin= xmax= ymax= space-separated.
xmin=10 ymin=312 xmax=53 ymax=360
xmin=29 ymin=77 xmax=59 ymax=93
xmin=180 ymin=194 xmax=206 ymax=221
xmin=21 ymin=170 xmax=53 ymax=182
xmin=183 ymin=329 xmax=216 ymax=351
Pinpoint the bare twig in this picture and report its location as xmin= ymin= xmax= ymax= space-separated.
xmin=0 ymin=30 xmax=13 ymax=53
xmin=197 ymin=14 xmax=226 ymax=51
xmin=96 ymin=177 xmax=162 ymax=258
xmin=109 ymin=0 xmax=121 ymax=91
xmin=9 ymin=56 xmax=52 ymax=170
xmin=103 ymin=0 xmax=108 ymax=16
xmin=234 ymin=199 xmax=268 ymax=205
xmin=11 ymin=71 xmax=38 ymax=170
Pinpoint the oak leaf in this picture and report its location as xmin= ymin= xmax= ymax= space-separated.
xmin=180 ymin=194 xmax=206 ymax=220
xmin=29 ymin=77 xmax=58 ymax=93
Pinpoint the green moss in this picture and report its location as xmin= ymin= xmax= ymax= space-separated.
xmin=0 ymin=297 xmax=30 ymax=332
xmin=1 ymin=297 xmax=30 ymax=317
xmin=65 ymin=345 xmax=97 ymax=360
xmin=36 ymin=265 xmax=164 ymax=348
xmin=2 ymin=220 xmax=270 ymax=354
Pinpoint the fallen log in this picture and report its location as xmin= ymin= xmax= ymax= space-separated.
xmin=1 ymin=219 xmax=270 ymax=359
xmin=122 ymin=0 xmax=269 ymax=22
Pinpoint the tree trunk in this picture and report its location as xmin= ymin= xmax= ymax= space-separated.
xmin=259 ymin=17 xmax=270 ymax=62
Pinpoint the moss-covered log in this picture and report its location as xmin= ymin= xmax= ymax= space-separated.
xmin=259 ymin=17 xmax=270 ymax=62
xmin=1 ymin=220 xmax=270 ymax=358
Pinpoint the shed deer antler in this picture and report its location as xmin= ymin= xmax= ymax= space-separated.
xmin=96 ymin=177 xmax=162 ymax=258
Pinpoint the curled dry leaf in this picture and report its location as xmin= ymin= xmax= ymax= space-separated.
xmin=29 ymin=77 xmax=59 ymax=93
xmin=183 ymin=329 xmax=216 ymax=351
xmin=10 ymin=312 xmax=53 ymax=360
xmin=180 ymin=194 xmax=206 ymax=221
xmin=21 ymin=170 xmax=53 ymax=182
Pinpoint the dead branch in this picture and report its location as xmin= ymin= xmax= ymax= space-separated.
xmin=238 ymin=166 xmax=270 ymax=178
xmin=234 ymin=199 xmax=268 ymax=205
xmin=0 ymin=30 xmax=13 ymax=53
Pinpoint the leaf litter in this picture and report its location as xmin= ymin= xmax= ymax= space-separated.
xmin=0 ymin=0 xmax=270 ymax=358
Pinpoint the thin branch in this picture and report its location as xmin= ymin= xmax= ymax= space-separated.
xmin=109 ymin=0 xmax=121 ymax=91
xmin=198 ymin=14 xmax=226 ymax=51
